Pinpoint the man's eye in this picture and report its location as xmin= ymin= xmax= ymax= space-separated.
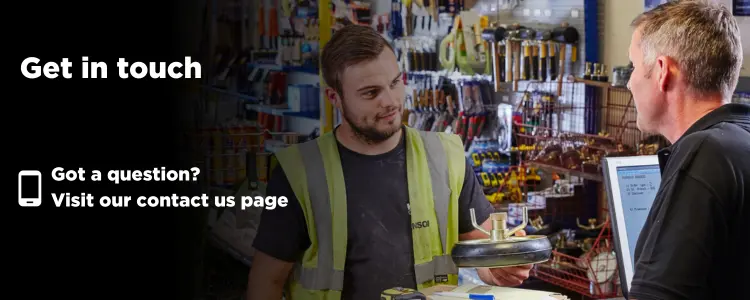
xmin=363 ymin=90 xmax=378 ymax=98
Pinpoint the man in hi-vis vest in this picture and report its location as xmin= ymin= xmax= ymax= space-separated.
xmin=247 ymin=25 xmax=534 ymax=300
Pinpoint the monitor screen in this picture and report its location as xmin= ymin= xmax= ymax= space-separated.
xmin=614 ymin=165 xmax=661 ymax=269
xmin=602 ymin=155 xmax=661 ymax=296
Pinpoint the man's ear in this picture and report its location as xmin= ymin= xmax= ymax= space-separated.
xmin=656 ymin=56 xmax=673 ymax=93
xmin=325 ymin=87 xmax=341 ymax=110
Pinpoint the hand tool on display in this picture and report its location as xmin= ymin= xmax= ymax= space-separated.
xmin=451 ymin=206 xmax=553 ymax=267
xmin=536 ymin=30 xmax=551 ymax=82
xmin=438 ymin=11 xmax=480 ymax=74
xmin=404 ymin=0 xmax=413 ymax=36
xmin=533 ymin=30 xmax=550 ymax=81
xmin=465 ymin=81 xmax=489 ymax=150
xmin=472 ymin=16 xmax=491 ymax=74
xmin=481 ymin=25 xmax=507 ymax=91
xmin=504 ymin=24 xmax=522 ymax=88
xmin=458 ymin=81 xmax=474 ymax=142
xmin=583 ymin=62 xmax=592 ymax=80
xmin=518 ymin=27 xmax=536 ymax=81
xmin=551 ymin=23 xmax=580 ymax=95
xmin=592 ymin=63 xmax=601 ymax=81
xmin=269 ymin=3 xmax=279 ymax=49
xmin=376 ymin=15 xmax=385 ymax=34
xmin=348 ymin=1 xmax=372 ymax=25
xmin=381 ymin=287 xmax=427 ymax=300
xmin=258 ymin=3 xmax=266 ymax=49
xmin=390 ymin=0 xmax=404 ymax=39
xmin=546 ymin=40 xmax=556 ymax=81
xmin=438 ymin=16 xmax=460 ymax=71
xmin=599 ymin=64 xmax=609 ymax=82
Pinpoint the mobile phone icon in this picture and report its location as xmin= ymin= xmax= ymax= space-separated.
xmin=18 ymin=170 xmax=42 ymax=207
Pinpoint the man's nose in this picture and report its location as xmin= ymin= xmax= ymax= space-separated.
xmin=381 ymin=88 xmax=400 ymax=107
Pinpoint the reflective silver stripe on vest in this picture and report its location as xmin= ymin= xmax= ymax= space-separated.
xmin=418 ymin=131 xmax=450 ymax=253
xmin=295 ymin=141 xmax=343 ymax=290
xmin=294 ymin=265 xmax=345 ymax=290
xmin=414 ymin=255 xmax=457 ymax=284
xmin=418 ymin=131 xmax=459 ymax=282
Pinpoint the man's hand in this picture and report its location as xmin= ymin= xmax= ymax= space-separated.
xmin=476 ymin=229 xmax=533 ymax=287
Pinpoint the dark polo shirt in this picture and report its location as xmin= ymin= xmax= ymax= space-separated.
xmin=630 ymin=103 xmax=750 ymax=300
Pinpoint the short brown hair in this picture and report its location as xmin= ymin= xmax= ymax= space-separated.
xmin=320 ymin=24 xmax=395 ymax=95
xmin=631 ymin=0 xmax=743 ymax=97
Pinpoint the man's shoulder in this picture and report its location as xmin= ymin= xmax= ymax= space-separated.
xmin=411 ymin=129 xmax=462 ymax=147
xmin=673 ymin=122 xmax=749 ymax=167
xmin=669 ymin=124 xmax=750 ymax=201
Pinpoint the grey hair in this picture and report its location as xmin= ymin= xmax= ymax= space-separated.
xmin=631 ymin=0 xmax=743 ymax=98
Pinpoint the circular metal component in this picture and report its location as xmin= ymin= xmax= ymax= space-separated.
xmin=587 ymin=251 xmax=617 ymax=283
xmin=451 ymin=235 xmax=553 ymax=268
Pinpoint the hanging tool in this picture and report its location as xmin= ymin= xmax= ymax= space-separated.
xmin=547 ymin=40 xmax=557 ymax=81
xmin=258 ymin=2 xmax=266 ymax=49
xmin=452 ymin=207 xmax=553 ymax=267
xmin=481 ymin=25 xmax=507 ymax=91
xmin=269 ymin=2 xmax=279 ymax=49
xmin=551 ymin=23 xmax=580 ymax=95
xmin=438 ymin=15 xmax=462 ymax=71
xmin=503 ymin=24 xmax=523 ymax=90
xmin=349 ymin=1 xmax=372 ymax=25
xmin=464 ymin=80 xmax=488 ymax=150
xmin=390 ymin=0 xmax=404 ymax=39
xmin=536 ymin=30 xmax=551 ymax=82
xmin=519 ymin=27 xmax=536 ymax=81
xmin=404 ymin=0 xmax=414 ymax=36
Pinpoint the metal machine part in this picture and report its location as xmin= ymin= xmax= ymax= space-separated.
xmin=451 ymin=206 xmax=553 ymax=268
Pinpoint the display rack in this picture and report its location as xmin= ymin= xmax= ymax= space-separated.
xmin=532 ymin=218 xmax=621 ymax=298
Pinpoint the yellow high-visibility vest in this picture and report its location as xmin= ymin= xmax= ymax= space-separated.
xmin=274 ymin=126 xmax=466 ymax=300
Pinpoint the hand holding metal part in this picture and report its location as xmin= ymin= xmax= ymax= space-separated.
xmin=451 ymin=206 xmax=553 ymax=268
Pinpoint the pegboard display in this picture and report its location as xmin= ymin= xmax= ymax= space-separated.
xmin=469 ymin=0 xmax=590 ymax=77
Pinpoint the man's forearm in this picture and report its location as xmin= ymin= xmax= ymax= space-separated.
xmin=246 ymin=273 xmax=286 ymax=300
xmin=245 ymin=251 xmax=294 ymax=300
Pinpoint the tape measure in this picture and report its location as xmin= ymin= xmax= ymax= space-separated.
xmin=381 ymin=287 xmax=427 ymax=300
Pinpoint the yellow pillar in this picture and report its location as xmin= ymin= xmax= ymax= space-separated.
xmin=319 ymin=0 xmax=334 ymax=133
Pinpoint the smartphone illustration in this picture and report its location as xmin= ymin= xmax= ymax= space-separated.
xmin=18 ymin=170 xmax=42 ymax=207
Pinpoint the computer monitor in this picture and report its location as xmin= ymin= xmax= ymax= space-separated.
xmin=602 ymin=155 xmax=661 ymax=298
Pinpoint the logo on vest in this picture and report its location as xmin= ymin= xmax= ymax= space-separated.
xmin=411 ymin=220 xmax=430 ymax=230
xmin=434 ymin=275 xmax=449 ymax=283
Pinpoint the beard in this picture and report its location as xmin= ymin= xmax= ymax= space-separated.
xmin=341 ymin=99 xmax=402 ymax=144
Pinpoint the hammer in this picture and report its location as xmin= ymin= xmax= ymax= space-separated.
xmin=551 ymin=22 xmax=579 ymax=96
xmin=535 ymin=30 xmax=552 ymax=81
xmin=504 ymin=23 xmax=523 ymax=90
xmin=481 ymin=25 xmax=507 ymax=92
xmin=518 ymin=27 xmax=536 ymax=81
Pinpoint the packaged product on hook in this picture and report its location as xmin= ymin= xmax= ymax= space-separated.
xmin=496 ymin=103 xmax=513 ymax=153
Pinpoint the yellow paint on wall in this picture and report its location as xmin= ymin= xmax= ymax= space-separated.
xmin=603 ymin=0 xmax=748 ymax=77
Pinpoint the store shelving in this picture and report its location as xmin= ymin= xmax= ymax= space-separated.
xmin=201 ymin=85 xmax=259 ymax=102
xmin=245 ymin=103 xmax=320 ymax=120
xmin=248 ymin=62 xmax=320 ymax=75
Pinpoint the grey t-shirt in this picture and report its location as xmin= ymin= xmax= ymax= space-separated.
xmin=252 ymin=130 xmax=493 ymax=299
